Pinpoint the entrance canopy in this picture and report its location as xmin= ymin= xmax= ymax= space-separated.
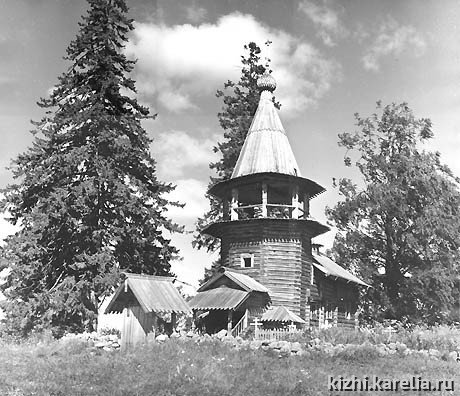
xmin=189 ymin=286 xmax=249 ymax=311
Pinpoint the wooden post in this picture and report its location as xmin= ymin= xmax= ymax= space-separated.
xmin=333 ymin=305 xmax=338 ymax=327
xmin=305 ymin=302 xmax=311 ymax=328
xmin=223 ymin=199 xmax=229 ymax=220
xmin=231 ymin=188 xmax=238 ymax=220
xmin=319 ymin=304 xmax=324 ymax=329
xmin=243 ymin=309 xmax=249 ymax=329
xmin=292 ymin=185 xmax=299 ymax=219
xmin=261 ymin=183 xmax=268 ymax=217
xmin=303 ymin=193 xmax=310 ymax=218
xmin=191 ymin=310 xmax=196 ymax=331
xmin=227 ymin=310 xmax=233 ymax=334
xmin=171 ymin=312 xmax=176 ymax=331
xmin=254 ymin=317 xmax=259 ymax=339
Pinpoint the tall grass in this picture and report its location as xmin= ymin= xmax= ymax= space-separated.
xmin=287 ymin=324 xmax=460 ymax=353
xmin=0 ymin=334 xmax=459 ymax=396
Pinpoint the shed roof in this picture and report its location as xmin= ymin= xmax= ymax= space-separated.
xmin=189 ymin=286 xmax=249 ymax=310
xmin=105 ymin=273 xmax=190 ymax=314
xmin=260 ymin=306 xmax=306 ymax=324
xmin=231 ymin=85 xmax=300 ymax=178
xmin=312 ymin=254 xmax=370 ymax=287
xmin=198 ymin=267 xmax=269 ymax=293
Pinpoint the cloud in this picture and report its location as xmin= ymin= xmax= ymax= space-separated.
xmin=185 ymin=4 xmax=207 ymax=23
xmin=125 ymin=12 xmax=341 ymax=116
xmin=362 ymin=17 xmax=426 ymax=72
xmin=165 ymin=178 xmax=210 ymax=228
xmin=164 ymin=177 xmax=219 ymax=288
xmin=151 ymin=130 xmax=219 ymax=179
xmin=298 ymin=0 xmax=348 ymax=47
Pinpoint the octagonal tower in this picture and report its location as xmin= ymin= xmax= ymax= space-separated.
xmin=203 ymin=73 xmax=329 ymax=319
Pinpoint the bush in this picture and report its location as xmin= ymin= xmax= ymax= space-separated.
xmin=395 ymin=325 xmax=460 ymax=353
xmin=334 ymin=343 xmax=382 ymax=362
xmin=99 ymin=327 xmax=121 ymax=338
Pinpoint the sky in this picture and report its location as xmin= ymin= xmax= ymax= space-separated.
xmin=0 ymin=0 xmax=459 ymax=292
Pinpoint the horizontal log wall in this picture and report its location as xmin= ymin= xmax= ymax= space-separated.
xmin=218 ymin=219 xmax=360 ymax=327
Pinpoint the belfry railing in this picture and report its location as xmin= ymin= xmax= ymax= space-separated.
xmin=232 ymin=204 xmax=308 ymax=220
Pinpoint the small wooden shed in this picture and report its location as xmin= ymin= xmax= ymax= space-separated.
xmin=105 ymin=273 xmax=190 ymax=349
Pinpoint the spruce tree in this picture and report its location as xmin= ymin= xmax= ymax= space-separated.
xmin=0 ymin=0 xmax=181 ymax=336
xmin=193 ymin=42 xmax=279 ymax=281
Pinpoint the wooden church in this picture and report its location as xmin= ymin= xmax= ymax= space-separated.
xmin=190 ymin=73 xmax=368 ymax=332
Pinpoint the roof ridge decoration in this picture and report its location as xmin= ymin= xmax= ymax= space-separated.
xmin=231 ymin=72 xmax=301 ymax=179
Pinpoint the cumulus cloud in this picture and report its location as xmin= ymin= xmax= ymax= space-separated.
xmin=151 ymin=130 xmax=219 ymax=179
xmin=185 ymin=4 xmax=208 ymax=23
xmin=165 ymin=178 xmax=209 ymax=228
xmin=362 ymin=17 xmax=426 ymax=72
xmin=298 ymin=0 xmax=348 ymax=47
xmin=125 ymin=12 xmax=340 ymax=116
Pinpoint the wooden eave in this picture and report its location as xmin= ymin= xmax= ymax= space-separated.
xmin=202 ymin=218 xmax=330 ymax=239
xmin=189 ymin=286 xmax=251 ymax=311
xmin=208 ymin=172 xmax=325 ymax=201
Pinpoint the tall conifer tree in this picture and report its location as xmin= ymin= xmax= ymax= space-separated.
xmin=0 ymin=0 xmax=181 ymax=336
xmin=193 ymin=42 xmax=279 ymax=267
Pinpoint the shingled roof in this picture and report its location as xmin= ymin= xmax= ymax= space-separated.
xmin=231 ymin=74 xmax=301 ymax=179
xmin=189 ymin=286 xmax=249 ymax=311
xmin=197 ymin=267 xmax=269 ymax=293
xmin=190 ymin=268 xmax=271 ymax=311
xmin=105 ymin=273 xmax=190 ymax=314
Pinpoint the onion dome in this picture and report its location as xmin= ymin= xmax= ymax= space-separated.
xmin=257 ymin=73 xmax=277 ymax=92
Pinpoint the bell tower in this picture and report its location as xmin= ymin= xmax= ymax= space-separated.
xmin=203 ymin=73 xmax=329 ymax=319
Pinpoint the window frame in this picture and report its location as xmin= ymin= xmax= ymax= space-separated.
xmin=240 ymin=253 xmax=254 ymax=268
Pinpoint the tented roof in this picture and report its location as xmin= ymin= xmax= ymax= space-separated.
xmin=231 ymin=89 xmax=300 ymax=178
xmin=105 ymin=273 xmax=190 ymax=314
xmin=189 ymin=286 xmax=249 ymax=310
xmin=260 ymin=306 xmax=306 ymax=324
xmin=312 ymin=254 xmax=370 ymax=287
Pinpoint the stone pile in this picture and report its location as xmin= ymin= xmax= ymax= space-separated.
xmin=61 ymin=332 xmax=121 ymax=351
xmin=152 ymin=330 xmax=460 ymax=361
xmin=61 ymin=330 xmax=460 ymax=361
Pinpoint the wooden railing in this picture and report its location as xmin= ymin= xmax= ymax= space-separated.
xmin=254 ymin=327 xmax=301 ymax=340
xmin=231 ymin=311 xmax=248 ymax=337
xmin=234 ymin=204 xmax=308 ymax=220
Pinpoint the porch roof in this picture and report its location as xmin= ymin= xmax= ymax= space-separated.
xmin=189 ymin=286 xmax=250 ymax=311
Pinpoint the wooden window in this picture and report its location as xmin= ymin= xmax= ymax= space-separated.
xmin=241 ymin=254 xmax=254 ymax=268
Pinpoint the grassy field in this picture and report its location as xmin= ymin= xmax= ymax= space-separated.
xmin=0 ymin=336 xmax=459 ymax=396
